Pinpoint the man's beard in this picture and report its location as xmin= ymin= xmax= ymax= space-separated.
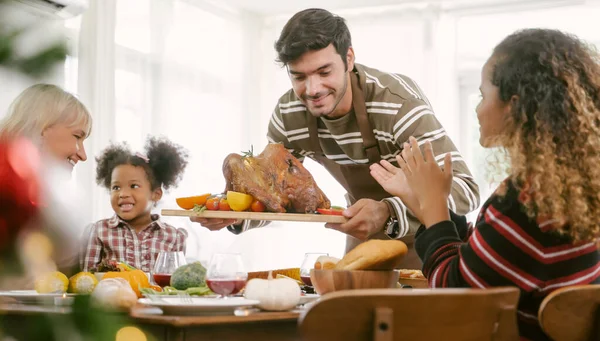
xmin=308 ymin=74 xmax=349 ymax=118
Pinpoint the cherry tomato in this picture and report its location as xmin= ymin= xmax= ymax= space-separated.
xmin=250 ymin=199 xmax=266 ymax=212
xmin=205 ymin=196 xmax=220 ymax=210
xmin=219 ymin=198 xmax=231 ymax=211
xmin=316 ymin=207 xmax=344 ymax=216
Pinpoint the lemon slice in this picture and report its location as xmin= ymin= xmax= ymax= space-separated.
xmin=226 ymin=191 xmax=254 ymax=211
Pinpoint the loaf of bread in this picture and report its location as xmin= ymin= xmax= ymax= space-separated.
xmin=314 ymin=256 xmax=340 ymax=270
xmin=334 ymin=239 xmax=408 ymax=271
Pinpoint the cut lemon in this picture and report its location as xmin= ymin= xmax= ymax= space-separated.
xmin=176 ymin=193 xmax=211 ymax=210
xmin=227 ymin=191 xmax=254 ymax=211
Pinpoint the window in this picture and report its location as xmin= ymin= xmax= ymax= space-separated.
xmin=459 ymin=74 xmax=504 ymax=217
xmin=115 ymin=0 xmax=151 ymax=54
xmin=455 ymin=3 xmax=600 ymax=216
xmin=110 ymin=0 xmax=254 ymax=263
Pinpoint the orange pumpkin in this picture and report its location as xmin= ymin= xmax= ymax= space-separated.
xmin=103 ymin=269 xmax=150 ymax=298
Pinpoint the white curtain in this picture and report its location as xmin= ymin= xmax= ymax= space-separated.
xmin=76 ymin=0 xmax=116 ymax=226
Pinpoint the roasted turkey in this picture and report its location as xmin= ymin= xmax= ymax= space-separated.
xmin=222 ymin=143 xmax=330 ymax=213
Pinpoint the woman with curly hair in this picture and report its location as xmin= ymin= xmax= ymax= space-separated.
xmin=81 ymin=136 xmax=189 ymax=273
xmin=370 ymin=28 xmax=600 ymax=340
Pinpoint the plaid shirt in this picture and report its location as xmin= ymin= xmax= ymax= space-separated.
xmin=81 ymin=214 xmax=187 ymax=272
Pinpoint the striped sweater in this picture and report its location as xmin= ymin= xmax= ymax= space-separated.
xmin=264 ymin=63 xmax=479 ymax=238
xmin=415 ymin=180 xmax=600 ymax=340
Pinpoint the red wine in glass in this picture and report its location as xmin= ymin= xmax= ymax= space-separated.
xmin=206 ymin=253 xmax=248 ymax=298
xmin=206 ymin=279 xmax=246 ymax=296
xmin=153 ymin=273 xmax=172 ymax=287
xmin=152 ymin=251 xmax=186 ymax=288
xmin=300 ymin=275 xmax=312 ymax=287
xmin=300 ymin=252 xmax=328 ymax=288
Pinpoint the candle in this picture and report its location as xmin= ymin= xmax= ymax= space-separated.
xmin=54 ymin=294 xmax=74 ymax=306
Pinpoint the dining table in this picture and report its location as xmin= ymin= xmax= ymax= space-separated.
xmin=0 ymin=297 xmax=304 ymax=341
xmin=131 ymin=305 xmax=302 ymax=341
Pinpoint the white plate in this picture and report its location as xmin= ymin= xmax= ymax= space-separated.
xmin=138 ymin=297 xmax=260 ymax=316
xmin=0 ymin=290 xmax=77 ymax=305
xmin=299 ymin=294 xmax=320 ymax=305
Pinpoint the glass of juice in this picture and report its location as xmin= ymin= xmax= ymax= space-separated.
xmin=152 ymin=251 xmax=187 ymax=287
xmin=205 ymin=253 xmax=247 ymax=299
xmin=300 ymin=252 xmax=329 ymax=287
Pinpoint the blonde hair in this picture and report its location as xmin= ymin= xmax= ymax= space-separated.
xmin=0 ymin=84 xmax=92 ymax=141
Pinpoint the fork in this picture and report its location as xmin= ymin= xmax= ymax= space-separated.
xmin=147 ymin=294 xmax=171 ymax=305
xmin=178 ymin=291 xmax=193 ymax=304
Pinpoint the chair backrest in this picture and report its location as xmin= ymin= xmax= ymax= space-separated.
xmin=538 ymin=285 xmax=600 ymax=341
xmin=299 ymin=287 xmax=520 ymax=341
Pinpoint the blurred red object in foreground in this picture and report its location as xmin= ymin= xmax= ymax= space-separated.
xmin=0 ymin=138 xmax=41 ymax=253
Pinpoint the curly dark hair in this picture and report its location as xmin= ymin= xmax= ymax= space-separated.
xmin=274 ymin=8 xmax=352 ymax=69
xmin=96 ymin=136 xmax=189 ymax=191
xmin=491 ymin=28 xmax=600 ymax=243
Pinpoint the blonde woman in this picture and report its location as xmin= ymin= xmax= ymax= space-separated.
xmin=0 ymin=84 xmax=93 ymax=288
xmin=0 ymin=83 xmax=92 ymax=170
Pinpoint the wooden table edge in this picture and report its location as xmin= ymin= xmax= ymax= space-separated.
xmin=130 ymin=306 xmax=301 ymax=327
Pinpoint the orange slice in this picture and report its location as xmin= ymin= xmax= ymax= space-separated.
xmin=176 ymin=193 xmax=211 ymax=210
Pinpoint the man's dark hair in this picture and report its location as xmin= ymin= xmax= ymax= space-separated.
xmin=274 ymin=8 xmax=352 ymax=69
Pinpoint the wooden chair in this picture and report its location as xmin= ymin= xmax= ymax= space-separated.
xmin=538 ymin=285 xmax=600 ymax=341
xmin=299 ymin=287 xmax=520 ymax=341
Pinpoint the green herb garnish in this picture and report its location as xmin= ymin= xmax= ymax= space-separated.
xmin=242 ymin=145 xmax=254 ymax=158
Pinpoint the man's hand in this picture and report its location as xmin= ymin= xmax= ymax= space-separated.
xmin=325 ymin=199 xmax=389 ymax=241
xmin=369 ymin=160 xmax=421 ymax=221
xmin=189 ymin=217 xmax=241 ymax=231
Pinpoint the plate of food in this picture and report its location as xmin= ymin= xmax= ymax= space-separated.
xmin=89 ymin=260 xmax=153 ymax=283
xmin=164 ymin=144 xmax=348 ymax=224
xmin=0 ymin=290 xmax=77 ymax=305
xmin=299 ymin=293 xmax=320 ymax=305
xmin=398 ymin=269 xmax=428 ymax=288
xmin=138 ymin=296 xmax=260 ymax=316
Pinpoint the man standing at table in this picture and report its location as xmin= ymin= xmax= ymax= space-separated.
xmin=193 ymin=8 xmax=479 ymax=268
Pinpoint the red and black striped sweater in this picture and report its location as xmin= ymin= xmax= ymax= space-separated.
xmin=415 ymin=180 xmax=600 ymax=340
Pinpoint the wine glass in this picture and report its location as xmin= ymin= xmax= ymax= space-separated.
xmin=300 ymin=252 xmax=329 ymax=287
xmin=152 ymin=251 xmax=187 ymax=287
xmin=205 ymin=253 xmax=248 ymax=298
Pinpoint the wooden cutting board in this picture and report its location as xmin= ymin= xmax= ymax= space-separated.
xmin=161 ymin=209 xmax=347 ymax=224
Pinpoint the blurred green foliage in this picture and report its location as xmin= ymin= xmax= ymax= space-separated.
xmin=0 ymin=0 xmax=69 ymax=77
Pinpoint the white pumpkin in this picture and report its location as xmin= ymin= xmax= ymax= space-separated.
xmin=244 ymin=271 xmax=301 ymax=311
xmin=91 ymin=278 xmax=138 ymax=310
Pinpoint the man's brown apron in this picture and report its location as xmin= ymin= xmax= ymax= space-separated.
xmin=306 ymin=71 xmax=422 ymax=269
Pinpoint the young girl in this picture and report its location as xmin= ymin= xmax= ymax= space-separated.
xmin=371 ymin=29 xmax=600 ymax=341
xmin=81 ymin=136 xmax=189 ymax=273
